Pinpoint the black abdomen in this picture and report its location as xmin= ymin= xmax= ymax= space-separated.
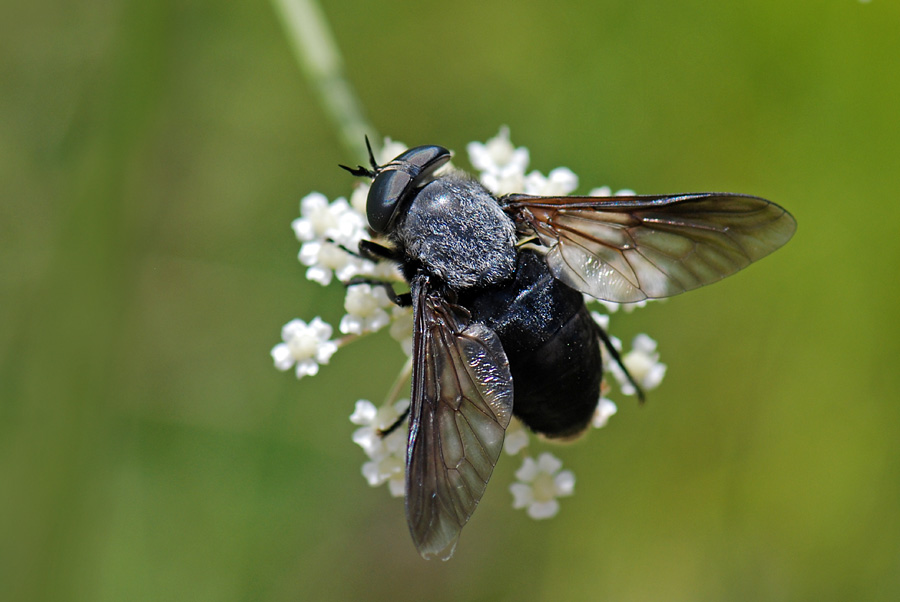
xmin=462 ymin=251 xmax=602 ymax=438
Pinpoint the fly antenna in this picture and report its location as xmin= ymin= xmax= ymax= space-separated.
xmin=364 ymin=135 xmax=379 ymax=171
xmin=339 ymin=135 xmax=381 ymax=178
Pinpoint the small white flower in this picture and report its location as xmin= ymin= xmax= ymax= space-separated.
xmin=360 ymin=426 xmax=406 ymax=492
xmin=588 ymin=297 xmax=649 ymax=314
xmin=524 ymin=167 xmax=579 ymax=196
xmin=362 ymin=450 xmax=406 ymax=497
xmin=619 ymin=300 xmax=649 ymax=313
xmin=389 ymin=306 xmax=414 ymax=356
xmin=349 ymin=399 xmax=378 ymax=427
xmin=291 ymin=192 xmax=331 ymax=242
xmin=596 ymin=298 xmax=621 ymax=313
xmin=610 ymin=334 xmax=667 ymax=395
xmin=340 ymin=284 xmax=393 ymax=335
xmin=510 ymin=452 xmax=575 ymax=520
xmin=292 ymin=195 xmax=364 ymax=244
xmin=350 ymin=182 xmax=370 ymax=215
xmin=377 ymin=138 xmax=408 ymax=165
xmin=590 ymin=310 xmax=610 ymax=331
xmin=271 ymin=317 xmax=338 ymax=379
xmin=468 ymin=127 xmax=530 ymax=196
xmin=592 ymin=397 xmax=618 ymax=428
xmin=467 ymin=126 xmax=530 ymax=177
xmin=503 ymin=419 xmax=530 ymax=455
xmin=350 ymin=398 xmax=408 ymax=455
xmin=589 ymin=186 xmax=636 ymax=197
xmin=351 ymin=399 xmax=410 ymax=496
xmin=299 ymin=240 xmax=358 ymax=286
xmin=481 ymin=170 xmax=527 ymax=197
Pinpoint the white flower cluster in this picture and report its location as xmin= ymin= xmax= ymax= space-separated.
xmin=272 ymin=128 xmax=668 ymax=520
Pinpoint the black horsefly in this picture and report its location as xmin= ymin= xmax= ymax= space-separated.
xmin=273 ymin=129 xmax=795 ymax=559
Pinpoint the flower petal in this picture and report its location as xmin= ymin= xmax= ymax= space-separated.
xmin=515 ymin=457 xmax=539 ymax=482
xmin=510 ymin=483 xmax=534 ymax=509
xmin=349 ymin=400 xmax=377 ymax=425
xmin=503 ymin=427 xmax=530 ymax=455
xmin=592 ymin=398 xmax=618 ymax=429
xmin=271 ymin=343 xmax=294 ymax=371
xmin=554 ymin=470 xmax=576 ymax=497
xmin=536 ymin=452 xmax=563 ymax=475
xmin=388 ymin=475 xmax=405 ymax=498
xmin=527 ymin=500 xmax=560 ymax=520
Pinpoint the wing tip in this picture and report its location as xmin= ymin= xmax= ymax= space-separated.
xmin=416 ymin=536 xmax=460 ymax=561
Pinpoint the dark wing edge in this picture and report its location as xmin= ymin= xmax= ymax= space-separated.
xmin=503 ymin=193 xmax=797 ymax=303
xmin=405 ymin=275 xmax=514 ymax=560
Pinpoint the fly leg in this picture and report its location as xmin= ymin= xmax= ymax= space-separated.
xmin=594 ymin=322 xmax=646 ymax=403
xmin=344 ymin=277 xmax=411 ymax=307
xmin=379 ymin=407 xmax=410 ymax=437
xmin=326 ymin=237 xmax=412 ymax=306
xmin=327 ymin=231 xmax=413 ymax=434
xmin=325 ymin=237 xmax=401 ymax=263
xmin=376 ymin=356 xmax=414 ymax=437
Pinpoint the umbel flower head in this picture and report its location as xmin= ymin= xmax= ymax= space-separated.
xmin=272 ymin=128 xmax=666 ymax=520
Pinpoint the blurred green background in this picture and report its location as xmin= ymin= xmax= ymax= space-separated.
xmin=3 ymin=0 xmax=899 ymax=600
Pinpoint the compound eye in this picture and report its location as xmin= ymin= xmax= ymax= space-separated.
xmin=366 ymin=145 xmax=451 ymax=233
xmin=402 ymin=145 xmax=451 ymax=188
xmin=367 ymin=170 xmax=413 ymax=233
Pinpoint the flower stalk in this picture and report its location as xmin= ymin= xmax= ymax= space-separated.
xmin=271 ymin=0 xmax=376 ymax=163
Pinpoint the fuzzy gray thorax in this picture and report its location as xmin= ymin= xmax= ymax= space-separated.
xmin=394 ymin=174 xmax=518 ymax=291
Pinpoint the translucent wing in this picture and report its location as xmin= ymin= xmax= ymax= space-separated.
xmin=405 ymin=275 xmax=513 ymax=560
xmin=503 ymin=192 xmax=796 ymax=303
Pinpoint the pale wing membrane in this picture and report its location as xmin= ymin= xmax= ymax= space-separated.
xmin=506 ymin=193 xmax=796 ymax=303
xmin=406 ymin=275 xmax=513 ymax=560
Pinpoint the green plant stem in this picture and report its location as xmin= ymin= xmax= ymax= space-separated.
xmin=383 ymin=356 xmax=413 ymax=407
xmin=272 ymin=0 xmax=376 ymax=163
